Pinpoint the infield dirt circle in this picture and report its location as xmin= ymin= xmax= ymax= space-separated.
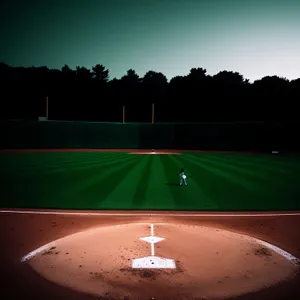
xmin=25 ymin=222 xmax=299 ymax=300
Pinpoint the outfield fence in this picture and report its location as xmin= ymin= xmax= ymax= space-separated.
xmin=0 ymin=120 xmax=299 ymax=152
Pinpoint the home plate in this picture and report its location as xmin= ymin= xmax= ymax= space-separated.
xmin=132 ymin=256 xmax=176 ymax=269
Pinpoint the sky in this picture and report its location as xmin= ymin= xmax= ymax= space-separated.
xmin=1 ymin=0 xmax=299 ymax=82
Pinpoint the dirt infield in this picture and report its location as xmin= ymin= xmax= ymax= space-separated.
xmin=0 ymin=148 xmax=137 ymax=153
xmin=0 ymin=148 xmax=259 ymax=154
xmin=0 ymin=148 xmax=291 ymax=157
xmin=129 ymin=150 xmax=181 ymax=154
xmin=1 ymin=210 xmax=300 ymax=300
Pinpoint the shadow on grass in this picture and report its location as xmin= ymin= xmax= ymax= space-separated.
xmin=166 ymin=183 xmax=181 ymax=187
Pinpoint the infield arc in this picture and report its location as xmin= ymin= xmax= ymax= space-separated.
xmin=24 ymin=223 xmax=299 ymax=299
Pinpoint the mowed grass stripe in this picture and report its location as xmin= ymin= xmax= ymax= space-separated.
xmin=1 ymin=152 xmax=127 ymax=173
xmin=2 ymin=153 xmax=136 ymax=179
xmin=138 ymin=155 xmax=176 ymax=210
xmin=171 ymin=155 xmax=219 ymax=209
xmin=38 ymin=154 xmax=131 ymax=175
xmin=13 ymin=157 xmax=126 ymax=175
xmin=185 ymin=153 xmax=272 ymax=192
xmin=187 ymin=153 xmax=289 ymax=173
xmin=35 ymin=153 xmax=125 ymax=169
xmin=178 ymin=154 xmax=260 ymax=210
xmin=187 ymin=153 xmax=300 ymax=210
xmin=101 ymin=155 xmax=154 ymax=209
xmin=215 ymin=153 xmax=300 ymax=172
xmin=208 ymin=153 xmax=300 ymax=170
xmin=13 ymin=151 xmax=124 ymax=163
xmin=43 ymin=152 xmax=127 ymax=164
xmin=190 ymin=153 xmax=299 ymax=187
xmin=55 ymin=155 xmax=143 ymax=209
xmin=130 ymin=154 xmax=154 ymax=209
xmin=185 ymin=154 xmax=259 ymax=192
xmin=170 ymin=154 xmax=218 ymax=210
xmin=162 ymin=155 xmax=218 ymax=210
xmin=66 ymin=155 xmax=144 ymax=209
xmin=0 ymin=154 xmax=140 ymax=209
xmin=0 ymin=152 xmax=120 ymax=167
xmin=60 ymin=154 xmax=139 ymax=194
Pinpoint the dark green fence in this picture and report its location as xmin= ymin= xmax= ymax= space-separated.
xmin=0 ymin=120 xmax=299 ymax=151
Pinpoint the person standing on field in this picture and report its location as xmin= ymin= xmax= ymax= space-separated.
xmin=179 ymin=168 xmax=187 ymax=186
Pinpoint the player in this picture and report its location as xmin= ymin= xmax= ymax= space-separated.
xmin=179 ymin=168 xmax=187 ymax=186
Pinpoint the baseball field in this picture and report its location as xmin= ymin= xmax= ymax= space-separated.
xmin=1 ymin=149 xmax=300 ymax=300
xmin=1 ymin=149 xmax=299 ymax=211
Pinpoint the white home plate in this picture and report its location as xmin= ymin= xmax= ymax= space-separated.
xmin=131 ymin=224 xmax=176 ymax=269
xmin=132 ymin=256 xmax=176 ymax=269
xmin=140 ymin=236 xmax=165 ymax=243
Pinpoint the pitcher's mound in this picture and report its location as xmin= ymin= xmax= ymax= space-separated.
xmin=130 ymin=150 xmax=181 ymax=155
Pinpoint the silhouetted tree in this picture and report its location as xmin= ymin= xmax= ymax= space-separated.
xmin=167 ymin=75 xmax=188 ymax=121
xmin=0 ymin=63 xmax=10 ymax=80
xmin=118 ymin=69 xmax=142 ymax=121
xmin=252 ymin=76 xmax=291 ymax=120
xmin=290 ymin=78 xmax=300 ymax=110
xmin=75 ymin=66 xmax=92 ymax=81
xmin=142 ymin=70 xmax=168 ymax=103
xmin=61 ymin=65 xmax=75 ymax=81
xmin=92 ymin=64 xmax=109 ymax=82
xmin=213 ymin=70 xmax=247 ymax=85
xmin=107 ymin=78 xmax=122 ymax=102
xmin=141 ymin=71 xmax=168 ymax=121
xmin=121 ymin=69 xmax=140 ymax=84
xmin=120 ymin=69 xmax=141 ymax=102
xmin=185 ymin=68 xmax=211 ymax=118
xmin=0 ymin=62 xmax=299 ymax=122
xmin=187 ymin=67 xmax=207 ymax=81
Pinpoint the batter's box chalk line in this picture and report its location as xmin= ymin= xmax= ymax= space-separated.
xmin=131 ymin=224 xmax=176 ymax=269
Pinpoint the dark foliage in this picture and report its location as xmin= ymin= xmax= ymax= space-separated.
xmin=0 ymin=63 xmax=299 ymax=122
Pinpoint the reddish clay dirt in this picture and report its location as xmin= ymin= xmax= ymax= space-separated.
xmin=27 ymin=223 xmax=298 ymax=300
xmin=0 ymin=149 xmax=182 ymax=154
xmin=0 ymin=149 xmax=291 ymax=157
xmin=129 ymin=150 xmax=181 ymax=154
xmin=0 ymin=149 xmax=137 ymax=153
xmin=1 ymin=210 xmax=300 ymax=300
xmin=0 ymin=149 xmax=257 ymax=154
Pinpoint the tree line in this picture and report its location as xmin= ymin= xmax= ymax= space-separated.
xmin=0 ymin=62 xmax=299 ymax=122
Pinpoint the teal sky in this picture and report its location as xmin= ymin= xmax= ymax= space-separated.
xmin=1 ymin=0 xmax=299 ymax=82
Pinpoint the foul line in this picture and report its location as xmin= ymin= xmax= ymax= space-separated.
xmin=242 ymin=235 xmax=300 ymax=267
xmin=1 ymin=210 xmax=300 ymax=217
xmin=21 ymin=241 xmax=57 ymax=263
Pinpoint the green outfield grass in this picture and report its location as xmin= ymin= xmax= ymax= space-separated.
xmin=0 ymin=151 xmax=299 ymax=211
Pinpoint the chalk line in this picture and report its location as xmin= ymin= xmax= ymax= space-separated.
xmin=21 ymin=241 xmax=57 ymax=262
xmin=1 ymin=210 xmax=300 ymax=217
xmin=20 ymin=223 xmax=300 ymax=268
xmin=151 ymin=243 xmax=155 ymax=256
xmin=150 ymin=224 xmax=155 ymax=255
xmin=240 ymin=235 xmax=300 ymax=267
xmin=257 ymin=240 xmax=300 ymax=266
xmin=150 ymin=224 xmax=154 ymax=236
